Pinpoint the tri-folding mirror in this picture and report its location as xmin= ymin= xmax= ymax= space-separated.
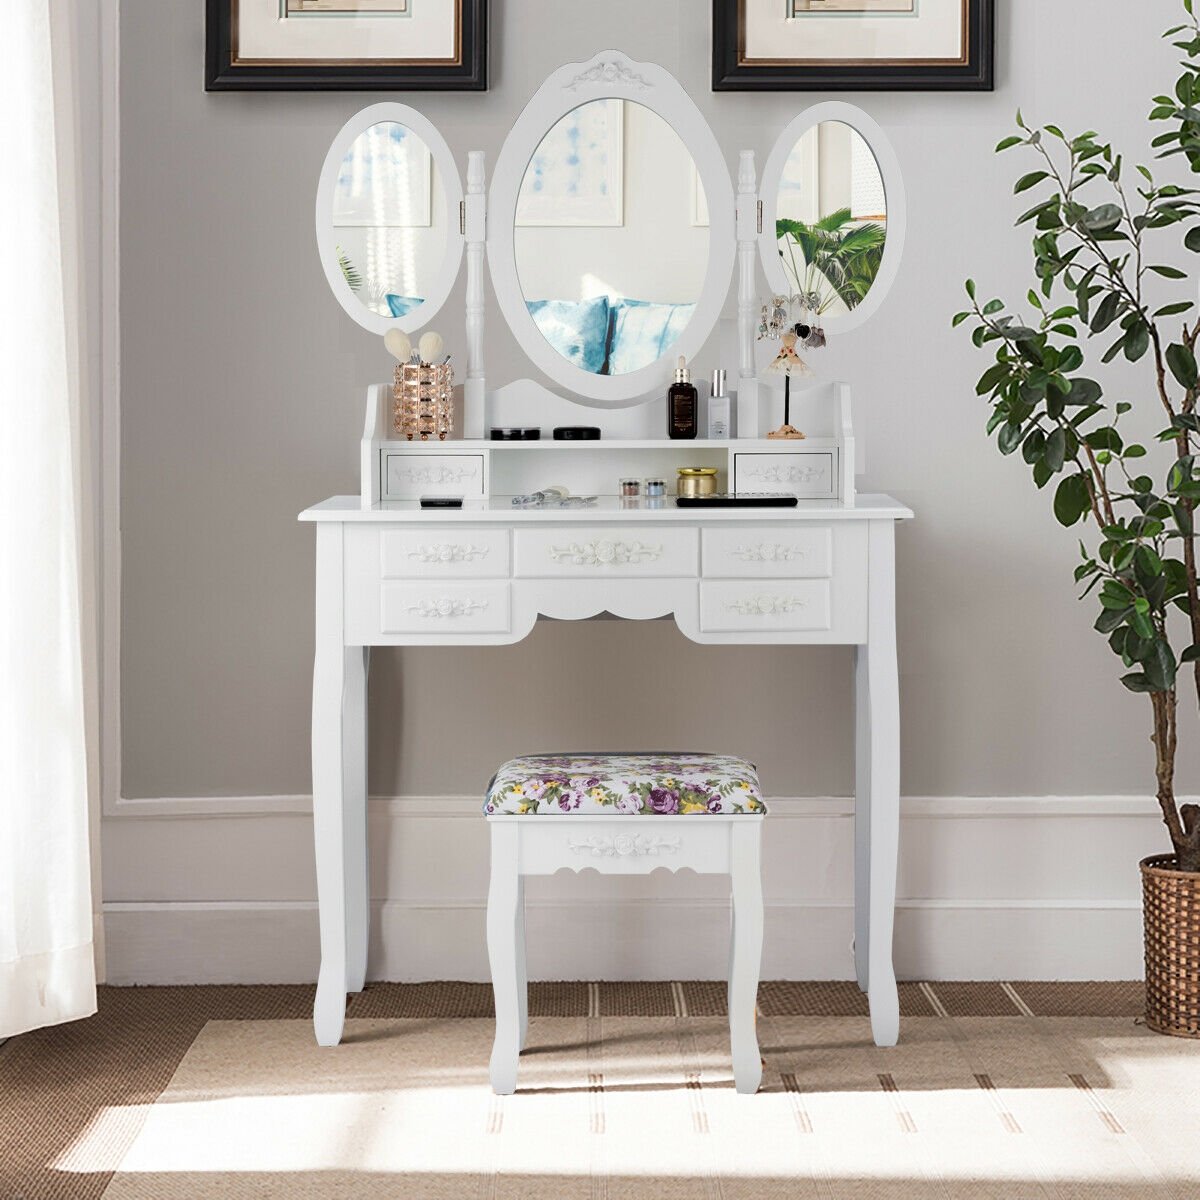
xmin=758 ymin=102 xmax=905 ymax=336
xmin=313 ymin=70 xmax=905 ymax=422
xmin=315 ymin=103 xmax=464 ymax=336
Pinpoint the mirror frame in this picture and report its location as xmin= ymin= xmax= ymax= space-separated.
xmin=315 ymin=102 xmax=465 ymax=337
xmin=487 ymin=51 xmax=736 ymax=407
xmin=758 ymin=102 xmax=906 ymax=337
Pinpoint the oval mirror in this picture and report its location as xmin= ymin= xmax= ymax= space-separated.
xmin=759 ymin=103 xmax=905 ymax=335
xmin=316 ymin=103 xmax=464 ymax=336
xmin=514 ymin=99 xmax=709 ymax=378
xmin=489 ymin=53 xmax=735 ymax=407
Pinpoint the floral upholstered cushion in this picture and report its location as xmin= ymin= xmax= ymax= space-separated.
xmin=484 ymin=753 xmax=766 ymax=816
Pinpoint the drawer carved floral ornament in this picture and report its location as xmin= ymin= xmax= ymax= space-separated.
xmin=568 ymin=833 xmax=681 ymax=858
xmin=954 ymin=1 xmax=1200 ymax=1037
xmin=399 ymin=464 xmax=478 ymax=486
xmin=725 ymin=594 xmax=807 ymax=616
xmin=733 ymin=543 xmax=807 ymax=562
xmin=407 ymin=597 xmax=488 ymax=618
xmin=407 ymin=543 xmax=489 ymax=563
xmin=743 ymin=463 xmax=824 ymax=484
xmin=548 ymin=539 xmax=663 ymax=566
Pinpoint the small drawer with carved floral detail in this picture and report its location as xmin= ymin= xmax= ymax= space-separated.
xmin=381 ymin=452 xmax=486 ymax=500
xmin=513 ymin=526 xmax=698 ymax=578
xmin=380 ymin=581 xmax=511 ymax=634
xmin=380 ymin=528 xmax=510 ymax=579
xmin=732 ymin=451 xmax=836 ymax=498
xmin=698 ymin=580 xmax=832 ymax=633
xmin=702 ymin=526 xmax=832 ymax=579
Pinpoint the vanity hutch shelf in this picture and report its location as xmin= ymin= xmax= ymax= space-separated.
xmin=361 ymin=384 xmax=856 ymax=505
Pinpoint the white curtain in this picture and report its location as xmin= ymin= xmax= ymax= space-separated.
xmin=0 ymin=0 xmax=98 ymax=1036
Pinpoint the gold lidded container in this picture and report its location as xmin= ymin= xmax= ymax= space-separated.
xmin=676 ymin=467 xmax=718 ymax=498
xmin=393 ymin=361 xmax=454 ymax=441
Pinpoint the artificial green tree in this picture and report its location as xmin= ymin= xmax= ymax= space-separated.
xmin=955 ymin=1 xmax=1200 ymax=871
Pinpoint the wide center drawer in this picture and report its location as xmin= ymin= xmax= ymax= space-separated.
xmin=514 ymin=526 xmax=698 ymax=578
xmin=703 ymin=526 xmax=832 ymax=578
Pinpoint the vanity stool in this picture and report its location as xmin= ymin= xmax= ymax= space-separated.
xmin=483 ymin=752 xmax=766 ymax=1095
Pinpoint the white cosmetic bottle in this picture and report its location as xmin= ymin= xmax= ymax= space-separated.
xmin=707 ymin=368 xmax=731 ymax=439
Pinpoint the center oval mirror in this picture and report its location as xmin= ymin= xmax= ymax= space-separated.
xmin=316 ymin=103 xmax=463 ymax=336
xmin=488 ymin=54 xmax=735 ymax=408
xmin=759 ymin=103 xmax=905 ymax=334
xmin=513 ymin=99 xmax=709 ymax=378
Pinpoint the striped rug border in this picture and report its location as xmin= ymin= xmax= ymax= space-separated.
xmin=342 ymin=979 xmax=1144 ymax=1019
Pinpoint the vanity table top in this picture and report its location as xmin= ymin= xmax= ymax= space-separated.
xmin=299 ymin=495 xmax=914 ymax=523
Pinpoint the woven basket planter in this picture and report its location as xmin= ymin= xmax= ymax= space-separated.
xmin=1141 ymin=854 xmax=1200 ymax=1038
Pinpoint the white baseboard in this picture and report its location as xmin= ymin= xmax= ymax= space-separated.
xmin=106 ymin=793 xmax=1167 ymax=820
xmin=101 ymin=895 xmax=1145 ymax=986
xmin=100 ymin=794 xmax=1163 ymax=985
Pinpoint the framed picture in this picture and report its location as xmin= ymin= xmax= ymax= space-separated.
xmin=713 ymin=0 xmax=994 ymax=92
xmin=516 ymin=99 xmax=624 ymax=228
xmin=205 ymin=0 xmax=488 ymax=91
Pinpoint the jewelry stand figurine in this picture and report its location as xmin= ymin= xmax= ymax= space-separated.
xmin=758 ymin=295 xmax=823 ymax=441
xmin=765 ymin=330 xmax=809 ymax=441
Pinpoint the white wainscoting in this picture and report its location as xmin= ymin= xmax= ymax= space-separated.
xmin=100 ymin=796 xmax=1165 ymax=985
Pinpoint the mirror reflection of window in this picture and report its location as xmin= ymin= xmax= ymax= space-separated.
xmin=776 ymin=121 xmax=887 ymax=316
xmin=328 ymin=122 xmax=445 ymax=319
xmin=514 ymin=99 xmax=709 ymax=376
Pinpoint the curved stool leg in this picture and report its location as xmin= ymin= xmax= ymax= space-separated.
xmin=729 ymin=821 xmax=764 ymax=1095
xmin=488 ymin=822 xmax=522 ymax=1094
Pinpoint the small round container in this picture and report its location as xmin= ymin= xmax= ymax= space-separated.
xmin=490 ymin=427 xmax=541 ymax=441
xmin=677 ymin=467 xmax=718 ymax=499
xmin=619 ymin=477 xmax=642 ymax=498
xmin=645 ymin=477 xmax=667 ymax=498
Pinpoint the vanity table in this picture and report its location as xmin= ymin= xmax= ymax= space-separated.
xmin=301 ymin=485 xmax=910 ymax=1050
xmin=302 ymin=52 xmax=912 ymax=1053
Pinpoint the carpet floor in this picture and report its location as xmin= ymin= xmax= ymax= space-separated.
xmin=5 ymin=981 xmax=1195 ymax=1200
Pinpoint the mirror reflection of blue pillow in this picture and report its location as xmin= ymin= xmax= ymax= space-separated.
xmin=386 ymin=294 xmax=425 ymax=318
xmin=607 ymin=300 xmax=697 ymax=376
xmin=526 ymin=297 xmax=611 ymax=374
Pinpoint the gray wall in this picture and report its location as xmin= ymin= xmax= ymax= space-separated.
xmin=120 ymin=0 xmax=1198 ymax=802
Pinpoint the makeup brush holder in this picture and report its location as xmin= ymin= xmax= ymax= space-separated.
xmin=393 ymin=362 xmax=454 ymax=441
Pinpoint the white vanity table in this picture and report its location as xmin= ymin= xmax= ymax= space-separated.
xmin=302 ymin=52 xmax=912 ymax=1052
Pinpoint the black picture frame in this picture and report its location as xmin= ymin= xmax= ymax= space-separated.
xmin=206 ymin=0 xmax=488 ymax=92
xmin=712 ymin=0 xmax=993 ymax=92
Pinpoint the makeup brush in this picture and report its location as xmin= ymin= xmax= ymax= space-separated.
xmin=383 ymin=328 xmax=411 ymax=362
xmin=418 ymin=331 xmax=444 ymax=365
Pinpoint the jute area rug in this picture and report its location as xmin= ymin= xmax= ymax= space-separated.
xmin=19 ymin=985 xmax=1198 ymax=1200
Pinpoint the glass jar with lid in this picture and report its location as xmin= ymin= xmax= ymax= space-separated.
xmin=676 ymin=467 xmax=718 ymax=498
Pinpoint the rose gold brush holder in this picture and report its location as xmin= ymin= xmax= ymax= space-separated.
xmin=393 ymin=362 xmax=454 ymax=441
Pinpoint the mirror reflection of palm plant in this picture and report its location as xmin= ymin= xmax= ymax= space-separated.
xmin=336 ymin=245 xmax=363 ymax=293
xmin=777 ymin=208 xmax=886 ymax=312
